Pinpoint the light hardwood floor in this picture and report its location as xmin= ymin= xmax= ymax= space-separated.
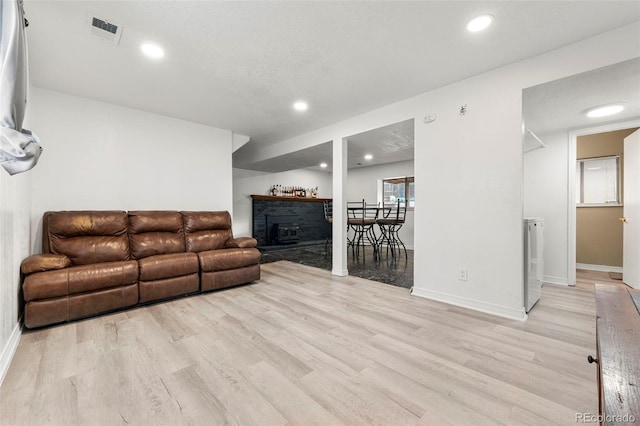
xmin=575 ymin=268 xmax=631 ymax=289
xmin=1 ymin=263 xmax=605 ymax=425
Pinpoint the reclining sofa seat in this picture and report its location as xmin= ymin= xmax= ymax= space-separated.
xmin=128 ymin=211 xmax=199 ymax=303
xmin=21 ymin=211 xmax=260 ymax=328
xmin=182 ymin=211 xmax=261 ymax=291
xmin=21 ymin=211 xmax=139 ymax=329
xmin=20 ymin=210 xmax=261 ymax=329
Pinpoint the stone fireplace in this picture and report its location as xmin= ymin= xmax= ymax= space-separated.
xmin=251 ymin=195 xmax=331 ymax=247
xmin=267 ymin=214 xmax=301 ymax=245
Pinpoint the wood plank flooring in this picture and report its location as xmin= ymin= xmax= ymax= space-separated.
xmin=575 ymin=268 xmax=632 ymax=289
xmin=1 ymin=263 xmax=603 ymax=425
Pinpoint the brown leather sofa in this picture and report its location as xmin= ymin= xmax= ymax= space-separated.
xmin=21 ymin=210 xmax=260 ymax=328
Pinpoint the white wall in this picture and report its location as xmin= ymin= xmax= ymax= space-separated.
xmin=1 ymin=79 xmax=36 ymax=384
xmin=412 ymin=71 xmax=528 ymax=319
xmin=232 ymin=167 xmax=332 ymax=237
xmin=524 ymin=131 xmax=569 ymax=285
xmin=0 ymin=170 xmax=30 ymax=385
xmin=346 ymin=160 xmax=414 ymax=249
xmin=28 ymin=88 xmax=234 ymax=252
xmin=231 ymin=23 xmax=640 ymax=320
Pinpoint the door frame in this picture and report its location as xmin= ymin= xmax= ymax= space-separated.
xmin=567 ymin=118 xmax=640 ymax=286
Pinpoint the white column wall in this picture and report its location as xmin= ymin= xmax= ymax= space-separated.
xmin=411 ymin=73 xmax=525 ymax=318
xmin=332 ymin=137 xmax=348 ymax=276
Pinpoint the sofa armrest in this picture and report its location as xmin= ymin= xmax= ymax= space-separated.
xmin=21 ymin=254 xmax=71 ymax=275
xmin=225 ymin=237 xmax=258 ymax=249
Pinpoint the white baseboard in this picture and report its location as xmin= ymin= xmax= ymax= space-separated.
xmin=0 ymin=322 xmax=22 ymax=387
xmin=576 ymin=263 xmax=623 ymax=273
xmin=543 ymin=275 xmax=569 ymax=286
xmin=411 ymin=287 xmax=527 ymax=321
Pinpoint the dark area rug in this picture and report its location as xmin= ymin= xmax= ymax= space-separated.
xmin=260 ymin=244 xmax=413 ymax=289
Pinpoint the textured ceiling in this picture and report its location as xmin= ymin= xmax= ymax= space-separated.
xmin=248 ymin=57 xmax=640 ymax=171
xmin=24 ymin=0 xmax=640 ymax=161
xmin=524 ymin=57 xmax=640 ymax=144
xmin=242 ymin=119 xmax=415 ymax=172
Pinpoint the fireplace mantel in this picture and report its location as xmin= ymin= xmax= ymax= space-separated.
xmin=251 ymin=195 xmax=331 ymax=203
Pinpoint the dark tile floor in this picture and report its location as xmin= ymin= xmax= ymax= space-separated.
xmin=260 ymin=243 xmax=413 ymax=289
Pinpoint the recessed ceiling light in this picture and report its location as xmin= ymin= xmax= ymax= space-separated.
xmin=141 ymin=43 xmax=164 ymax=59
xmin=293 ymin=101 xmax=308 ymax=112
xmin=320 ymin=162 xmax=328 ymax=168
xmin=467 ymin=15 xmax=493 ymax=32
xmin=584 ymin=104 xmax=625 ymax=118
xmin=364 ymin=154 xmax=373 ymax=160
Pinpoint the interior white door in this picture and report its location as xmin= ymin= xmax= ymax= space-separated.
xmin=623 ymin=129 xmax=640 ymax=289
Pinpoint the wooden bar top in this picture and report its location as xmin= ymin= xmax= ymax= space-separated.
xmin=594 ymin=284 xmax=640 ymax=425
xmin=251 ymin=195 xmax=332 ymax=203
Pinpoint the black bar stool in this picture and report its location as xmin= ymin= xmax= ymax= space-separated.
xmin=347 ymin=199 xmax=380 ymax=259
xmin=376 ymin=199 xmax=407 ymax=261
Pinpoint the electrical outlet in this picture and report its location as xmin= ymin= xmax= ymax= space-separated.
xmin=458 ymin=268 xmax=468 ymax=281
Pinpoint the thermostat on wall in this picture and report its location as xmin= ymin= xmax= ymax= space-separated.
xmin=424 ymin=113 xmax=437 ymax=124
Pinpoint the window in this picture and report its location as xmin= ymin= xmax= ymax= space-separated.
xmin=382 ymin=176 xmax=414 ymax=208
xmin=576 ymin=156 xmax=620 ymax=206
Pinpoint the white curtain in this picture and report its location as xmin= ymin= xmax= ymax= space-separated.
xmin=0 ymin=0 xmax=42 ymax=175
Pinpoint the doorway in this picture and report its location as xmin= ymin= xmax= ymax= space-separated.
xmin=522 ymin=58 xmax=640 ymax=288
xmin=570 ymin=126 xmax=639 ymax=287
xmin=567 ymin=119 xmax=640 ymax=285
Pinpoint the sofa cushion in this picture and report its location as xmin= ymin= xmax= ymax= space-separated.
xmin=139 ymin=274 xmax=199 ymax=303
xmin=182 ymin=211 xmax=232 ymax=252
xmin=46 ymin=211 xmax=130 ymax=266
xmin=25 ymin=284 xmax=138 ymax=329
xmin=128 ymin=211 xmax=185 ymax=259
xmin=201 ymin=264 xmax=260 ymax=292
xmin=138 ymin=252 xmax=199 ymax=281
xmin=198 ymin=248 xmax=261 ymax=272
xmin=22 ymin=260 xmax=139 ymax=302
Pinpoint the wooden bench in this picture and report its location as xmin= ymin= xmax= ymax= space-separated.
xmin=592 ymin=284 xmax=640 ymax=425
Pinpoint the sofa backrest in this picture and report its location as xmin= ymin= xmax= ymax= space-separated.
xmin=182 ymin=211 xmax=232 ymax=252
xmin=128 ymin=211 xmax=186 ymax=259
xmin=43 ymin=211 xmax=130 ymax=266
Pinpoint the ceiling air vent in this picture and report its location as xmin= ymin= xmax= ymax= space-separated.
xmin=88 ymin=15 xmax=123 ymax=45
